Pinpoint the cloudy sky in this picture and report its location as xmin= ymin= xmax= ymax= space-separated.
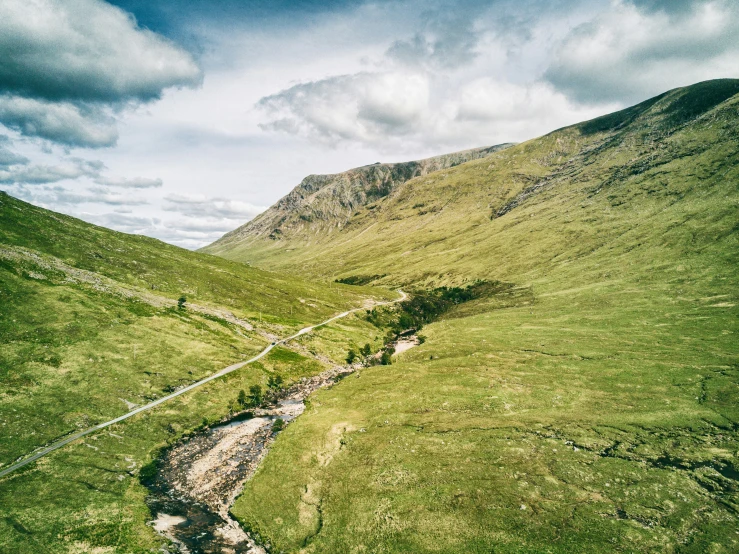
xmin=0 ymin=0 xmax=737 ymax=248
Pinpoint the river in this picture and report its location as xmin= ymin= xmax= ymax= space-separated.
xmin=144 ymin=366 xmax=355 ymax=553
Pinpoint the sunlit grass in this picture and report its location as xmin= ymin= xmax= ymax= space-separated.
xmin=0 ymin=192 xmax=391 ymax=553
xmin=230 ymin=82 xmax=739 ymax=553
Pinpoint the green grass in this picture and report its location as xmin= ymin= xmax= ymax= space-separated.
xmin=2 ymin=79 xmax=738 ymax=553
xmin=228 ymin=80 xmax=739 ymax=552
xmin=234 ymin=270 xmax=739 ymax=553
xmin=0 ymin=193 xmax=392 ymax=552
xmin=0 ymin=192 xmax=392 ymax=328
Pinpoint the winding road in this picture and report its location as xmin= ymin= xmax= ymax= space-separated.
xmin=0 ymin=290 xmax=406 ymax=480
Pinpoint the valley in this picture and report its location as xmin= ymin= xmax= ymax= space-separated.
xmin=0 ymin=193 xmax=395 ymax=553
xmin=0 ymin=79 xmax=738 ymax=553
xmin=222 ymin=80 xmax=739 ymax=553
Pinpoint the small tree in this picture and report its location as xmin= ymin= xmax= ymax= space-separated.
xmin=237 ymin=389 xmax=247 ymax=408
xmin=346 ymin=349 xmax=358 ymax=364
xmin=397 ymin=313 xmax=414 ymax=331
xmin=248 ymin=384 xmax=263 ymax=407
xmin=271 ymin=418 xmax=285 ymax=432
xmin=177 ymin=295 xmax=187 ymax=309
xmin=360 ymin=343 xmax=372 ymax=357
xmin=268 ymin=374 xmax=284 ymax=390
xmin=380 ymin=351 xmax=393 ymax=365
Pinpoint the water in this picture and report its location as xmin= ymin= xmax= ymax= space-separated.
xmin=144 ymin=368 xmax=352 ymax=553
xmin=144 ymin=414 xmax=274 ymax=553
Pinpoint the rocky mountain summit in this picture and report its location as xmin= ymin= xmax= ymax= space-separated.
xmin=206 ymin=144 xmax=512 ymax=249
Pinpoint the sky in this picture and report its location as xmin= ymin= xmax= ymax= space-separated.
xmin=0 ymin=0 xmax=737 ymax=249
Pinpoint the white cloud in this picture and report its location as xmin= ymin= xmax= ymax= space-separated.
xmin=163 ymin=193 xmax=266 ymax=220
xmin=385 ymin=10 xmax=482 ymax=70
xmin=0 ymin=0 xmax=202 ymax=103
xmin=0 ymin=162 xmax=99 ymax=185
xmin=258 ymin=72 xmax=431 ymax=145
xmin=5 ymin=183 xmax=149 ymax=209
xmin=94 ymin=176 xmax=163 ymax=189
xmin=0 ymin=95 xmax=118 ymax=148
xmin=257 ymin=71 xmax=611 ymax=151
xmin=0 ymin=0 xmax=202 ymax=147
xmin=545 ymin=0 xmax=739 ymax=104
xmin=0 ymin=141 xmax=28 ymax=166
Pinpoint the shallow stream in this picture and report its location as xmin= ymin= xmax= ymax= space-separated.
xmin=144 ymin=339 xmax=418 ymax=553
xmin=144 ymin=368 xmax=353 ymax=553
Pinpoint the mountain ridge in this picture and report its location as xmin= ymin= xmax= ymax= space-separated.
xmin=224 ymin=79 xmax=739 ymax=553
xmin=203 ymin=78 xmax=739 ymax=286
xmin=204 ymin=143 xmax=513 ymax=250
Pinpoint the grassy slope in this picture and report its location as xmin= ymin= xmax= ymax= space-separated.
xmin=204 ymin=144 xmax=512 ymax=249
xmin=210 ymin=80 xmax=739 ymax=289
xmin=0 ymin=194 xmax=393 ymax=553
xmin=230 ymin=80 xmax=739 ymax=552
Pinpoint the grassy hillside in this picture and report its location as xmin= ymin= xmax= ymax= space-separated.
xmin=209 ymin=79 xmax=739 ymax=288
xmin=228 ymin=80 xmax=739 ymax=552
xmin=0 ymin=193 xmax=393 ymax=553
xmin=203 ymin=144 xmax=512 ymax=252
xmin=0 ymin=191 xmax=391 ymax=327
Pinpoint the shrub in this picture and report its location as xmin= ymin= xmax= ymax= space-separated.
xmin=346 ymin=349 xmax=358 ymax=364
xmin=248 ymin=384 xmax=263 ymax=407
xmin=272 ymin=418 xmax=285 ymax=432
xmin=177 ymin=295 xmax=187 ymax=309
xmin=387 ymin=281 xmax=498 ymax=338
xmin=268 ymin=374 xmax=284 ymax=390
xmin=138 ymin=459 xmax=159 ymax=486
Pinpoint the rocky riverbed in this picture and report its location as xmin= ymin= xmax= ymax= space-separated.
xmin=145 ymin=365 xmax=356 ymax=553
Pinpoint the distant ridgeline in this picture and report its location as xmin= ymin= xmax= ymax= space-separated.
xmin=203 ymin=78 xmax=739 ymax=289
xmin=202 ymin=144 xmax=513 ymax=249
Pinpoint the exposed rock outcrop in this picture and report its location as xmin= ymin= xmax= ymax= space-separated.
xmin=205 ymin=144 xmax=512 ymax=249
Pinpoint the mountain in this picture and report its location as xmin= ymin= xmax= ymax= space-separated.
xmin=203 ymin=144 xmax=512 ymax=254
xmin=2 ymin=79 xmax=738 ymax=554
xmin=0 ymin=193 xmax=391 ymax=553
xmin=206 ymin=79 xmax=739 ymax=287
xmin=220 ymin=80 xmax=739 ymax=553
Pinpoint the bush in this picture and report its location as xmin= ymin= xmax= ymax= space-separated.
xmin=138 ymin=459 xmax=159 ymax=486
xmin=177 ymin=295 xmax=187 ymax=309
xmin=248 ymin=384 xmax=263 ymax=407
xmin=268 ymin=374 xmax=284 ymax=390
xmin=380 ymin=351 xmax=392 ymax=365
xmin=272 ymin=418 xmax=285 ymax=432
xmin=388 ymin=281 xmax=497 ymax=337
xmin=334 ymin=274 xmax=385 ymax=285
xmin=360 ymin=343 xmax=372 ymax=357
xmin=346 ymin=349 xmax=358 ymax=364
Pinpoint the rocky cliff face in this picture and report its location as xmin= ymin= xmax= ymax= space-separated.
xmin=207 ymin=144 xmax=512 ymax=247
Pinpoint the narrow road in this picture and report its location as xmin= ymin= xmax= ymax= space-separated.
xmin=0 ymin=290 xmax=406 ymax=480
